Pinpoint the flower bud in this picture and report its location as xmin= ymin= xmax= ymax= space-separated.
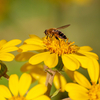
xmin=0 ymin=62 xmax=8 ymax=79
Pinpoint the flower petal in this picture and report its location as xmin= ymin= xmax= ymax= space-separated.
xmin=0 ymin=47 xmax=18 ymax=52
xmin=44 ymin=53 xmax=58 ymax=68
xmin=53 ymin=73 xmax=67 ymax=92
xmin=19 ymin=44 xmax=45 ymax=52
xmin=78 ymin=51 xmax=99 ymax=60
xmin=20 ymin=63 xmax=34 ymax=72
xmin=24 ymin=36 xmax=44 ymax=46
xmin=2 ymin=39 xmax=21 ymax=48
xmin=65 ymin=83 xmax=89 ymax=100
xmin=20 ymin=63 xmax=44 ymax=74
xmin=68 ymin=90 xmax=89 ymax=100
xmin=31 ymin=95 xmax=50 ymax=100
xmin=19 ymin=73 xmax=32 ymax=96
xmin=15 ymin=52 xmax=35 ymax=61
xmin=64 ymin=67 xmax=74 ymax=81
xmin=38 ymin=76 xmax=46 ymax=85
xmin=29 ymin=34 xmax=41 ymax=38
xmin=30 ymin=65 xmax=46 ymax=80
xmin=78 ymin=46 xmax=93 ymax=52
xmin=0 ymin=40 xmax=7 ymax=47
xmin=29 ymin=52 xmax=50 ymax=65
xmin=87 ymin=58 xmax=99 ymax=83
xmin=26 ymin=84 xmax=47 ymax=99
xmin=65 ymin=83 xmax=88 ymax=92
xmin=0 ymin=85 xmax=12 ymax=98
xmin=62 ymin=54 xmax=80 ymax=71
xmin=71 ymin=54 xmax=91 ymax=68
xmin=9 ymin=74 xmax=19 ymax=96
xmin=0 ymin=95 xmax=6 ymax=100
xmin=0 ymin=53 xmax=14 ymax=61
xmin=74 ymin=71 xmax=91 ymax=89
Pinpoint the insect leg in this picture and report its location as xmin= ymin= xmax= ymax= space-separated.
xmin=55 ymin=36 xmax=59 ymax=40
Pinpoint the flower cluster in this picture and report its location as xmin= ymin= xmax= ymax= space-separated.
xmin=0 ymin=32 xmax=100 ymax=100
xmin=0 ymin=73 xmax=50 ymax=100
xmin=0 ymin=39 xmax=21 ymax=61
xmin=19 ymin=35 xmax=98 ymax=71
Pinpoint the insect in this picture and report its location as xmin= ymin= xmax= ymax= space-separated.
xmin=44 ymin=24 xmax=70 ymax=40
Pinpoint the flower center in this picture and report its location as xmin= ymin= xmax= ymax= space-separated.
xmin=88 ymin=84 xmax=100 ymax=100
xmin=43 ymin=37 xmax=79 ymax=56
xmin=8 ymin=96 xmax=26 ymax=100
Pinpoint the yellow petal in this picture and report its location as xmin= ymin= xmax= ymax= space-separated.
xmin=29 ymin=52 xmax=50 ymax=65
xmin=0 ymin=53 xmax=14 ymax=61
xmin=9 ymin=74 xmax=19 ymax=96
xmin=74 ymin=71 xmax=91 ymax=89
xmin=0 ymin=47 xmax=18 ymax=52
xmin=19 ymin=73 xmax=32 ymax=96
xmin=71 ymin=54 xmax=91 ymax=68
xmin=2 ymin=39 xmax=21 ymax=48
xmin=0 ymin=85 xmax=12 ymax=98
xmin=64 ymin=67 xmax=74 ymax=81
xmin=26 ymin=84 xmax=47 ymax=99
xmin=44 ymin=53 xmax=58 ymax=68
xmin=20 ymin=63 xmax=44 ymax=73
xmin=29 ymin=34 xmax=41 ymax=38
xmin=38 ymin=76 xmax=46 ymax=85
xmin=79 ymin=46 xmax=93 ymax=52
xmin=15 ymin=52 xmax=35 ymax=61
xmin=20 ymin=63 xmax=34 ymax=72
xmin=30 ymin=65 xmax=46 ymax=80
xmin=62 ymin=54 xmax=80 ymax=71
xmin=53 ymin=73 xmax=67 ymax=92
xmin=65 ymin=83 xmax=88 ymax=93
xmin=68 ymin=90 xmax=89 ymax=100
xmin=19 ymin=44 xmax=45 ymax=52
xmin=87 ymin=58 xmax=99 ymax=83
xmin=24 ymin=36 xmax=44 ymax=46
xmin=0 ymin=40 xmax=7 ymax=47
xmin=0 ymin=95 xmax=6 ymax=100
xmin=31 ymin=95 xmax=51 ymax=100
xmin=78 ymin=51 xmax=99 ymax=60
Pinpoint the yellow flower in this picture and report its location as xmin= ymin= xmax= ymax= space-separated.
xmin=19 ymin=35 xmax=98 ymax=71
xmin=0 ymin=39 xmax=21 ymax=61
xmin=53 ymin=72 xmax=67 ymax=92
xmin=65 ymin=59 xmax=100 ymax=100
xmin=0 ymin=73 xmax=50 ymax=100
xmin=20 ymin=62 xmax=67 ymax=92
xmin=21 ymin=62 xmax=46 ymax=83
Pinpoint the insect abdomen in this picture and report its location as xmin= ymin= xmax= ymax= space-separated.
xmin=58 ymin=31 xmax=67 ymax=39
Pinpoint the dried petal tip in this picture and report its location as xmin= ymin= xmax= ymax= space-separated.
xmin=0 ymin=62 xmax=9 ymax=79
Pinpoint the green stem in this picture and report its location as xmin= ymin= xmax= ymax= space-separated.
xmin=3 ymin=73 xmax=9 ymax=80
xmin=44 ymin=56 xmax=63 ymax=97
xmin=44 ymin=66 xmax=56 ymax=97
xmin=55 ymin=56 xmax=64 ymax=71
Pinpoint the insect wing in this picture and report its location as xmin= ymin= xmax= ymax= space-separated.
xmin=57 ymin=24 xmax=70 ymax=29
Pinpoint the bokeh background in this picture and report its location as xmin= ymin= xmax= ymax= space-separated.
xmin=0 ymin=0 xmax=100 ymax=99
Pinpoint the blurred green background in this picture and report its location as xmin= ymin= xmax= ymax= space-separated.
xmin=0 ymin=0 xmax=100 ymax=99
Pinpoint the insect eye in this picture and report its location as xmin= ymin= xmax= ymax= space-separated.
xmin=44 ymin=30 xmax=47 ymax=35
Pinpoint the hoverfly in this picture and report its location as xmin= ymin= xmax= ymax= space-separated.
xmin=44 ymin=24 xmax=70 ymax=40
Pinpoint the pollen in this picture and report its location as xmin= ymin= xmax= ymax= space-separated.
xmin=8 ymin=96 xmax=26 ymax=100
xmin=88 ymin=83 xmax=100 ymax=100
xmin=43 ymin=37 xmax=79 ymax=56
